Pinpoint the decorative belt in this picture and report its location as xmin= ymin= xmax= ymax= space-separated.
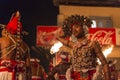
xmin=0 ymin=66 xmax=13 ymax=72
xmin=73 ymin=69 xmax=96 ymax=78
xmin=0 ymin=60 xmax=17 ymax=69
xmin=0 ymin=60 xmax=25 ymax=72
xmin=73 ymin=68 xmax=96 ymax=73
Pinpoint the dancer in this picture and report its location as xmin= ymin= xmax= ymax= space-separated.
xmin=56 ymin=15 xmax=110 ymax=80
xmin=0 ymin=11 xmax=31 ymax=80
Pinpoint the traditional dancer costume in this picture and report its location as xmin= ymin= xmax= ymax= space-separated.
xmin=0 ymin=11 xmax=31 ymax=80
xmin=31 ymin=58 xmax=46 ymax=80
xmin=57 ymin=15 xmax=110 ymax=80
xmin=71 ymin=39 xmax=97 ymax=80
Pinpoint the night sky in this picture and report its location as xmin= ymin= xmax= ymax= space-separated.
xmin=0 ymin=0 xmax=59 ymax=71
xmin=0 ymin=0 xmax=59 ymax=46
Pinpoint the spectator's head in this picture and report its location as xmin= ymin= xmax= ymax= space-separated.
xmin=30 ymin=58 xmax=40 ymax=63
xmin=108 ymin=59 xmax=117 ymax=67
xmin=60 ymin=51 xmax=69 ymax=62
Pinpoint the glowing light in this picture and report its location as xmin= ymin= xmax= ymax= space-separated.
xmin=102 ymin=45 xmax=114 ymax=58
xmin=98 ymin=45 xmax=114 ymax=64
xmin=50 ymin=41 xmax=63 ymax=54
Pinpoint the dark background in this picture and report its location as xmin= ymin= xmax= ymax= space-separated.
xmin=0 ymin=0 xmax=58 ymax=72
xmin=0 ymin=0 xmax=59 ymax=46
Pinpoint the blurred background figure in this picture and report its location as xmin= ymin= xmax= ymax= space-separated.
xmin=46 ymin=51 xmax=71 ymax=80
xmin=92 ymin=64 xmax=104 ymax=80
xmin=30 ymin=58 xmax=46 ymax=80
xmin=108 ymin=60 xmax=118 ymax=80
xmin=118 ymin=69 xmax=120 ymax=80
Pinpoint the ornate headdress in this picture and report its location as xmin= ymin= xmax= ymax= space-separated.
xmin=0 ymin=11 xmax=22 ymax=35
xmin=1 ymin=11 xmax=22 ymax=36
xmin=6 ymin=11 xmax=22 ymax=35
xmin=62 ymin=14 xmax=92 ymax=37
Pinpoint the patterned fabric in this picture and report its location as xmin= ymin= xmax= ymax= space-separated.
xmin=0 ymin=60 xmax=16 ymax=80
xmin=71 ymin=70 xmax=96 ymax=80
xmin=72 ymin=39 xmax=97 ymax=72
xmin=0 ymin=60 xmax=17 ymax=69
xmin=0 ymin=60 xmax=26 ymax=80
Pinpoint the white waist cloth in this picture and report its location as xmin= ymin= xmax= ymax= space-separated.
xmin=0 ymin=71 xmax=13 ymax=80
xmin=0 ymin=66 xmax=13 ymax=80
xmin=0 ymin=60 xmax=26 ymax=80
xmin=0 ymin=67 xmax=26 ymax=80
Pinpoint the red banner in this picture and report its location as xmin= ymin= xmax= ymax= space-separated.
xmin=36 ymin=26 xmax=59 ymax=46
xmin=36 ymin=26 xmax=116 ymax=46
xmin=88 ymin=28 xmax=116 ymax=45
